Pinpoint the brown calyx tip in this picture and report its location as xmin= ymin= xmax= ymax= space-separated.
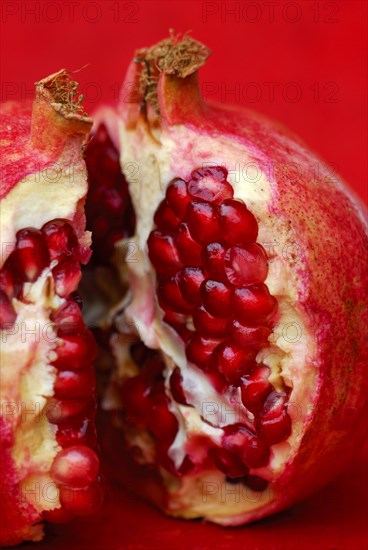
xmin=134 ymin=31 xmax=211 ymax=112
xmin=35 ymin=69 xmax=91 ymax=122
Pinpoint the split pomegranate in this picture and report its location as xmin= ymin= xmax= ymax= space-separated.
xmin=95 ymin=35 xmax=367 ymax=527
xmin=1 ymin=33 xmax=367 ymax=544
xmin=0 ymin=71 xmax=102 ymax=546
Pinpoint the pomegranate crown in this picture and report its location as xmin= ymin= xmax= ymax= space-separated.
xmin=133 ymin=31 xmax=211 ymax=112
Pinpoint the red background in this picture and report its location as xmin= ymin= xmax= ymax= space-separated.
xmin=2 ymin=1 xmax=367 ymax=549
xmin=1 ymin=0 xmax=367 ymax=204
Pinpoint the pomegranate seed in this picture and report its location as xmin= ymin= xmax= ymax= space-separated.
xmin=157 ymin=276 xmax=193 ymax=313
xmin=188 ymin=166 xmax=233 ymax=204
xmin=192 ymin=305 xmax=228 ymax=337
xmin=15 ymin=228 xmax=50 ymax=282
xmin=224 ymin=243 xmax=268 ymax=286
xmin=149 ymin=402 xmax=178 ymax=444
xmin=169 ymin=367 xmax=188 ymax=405
xmin=0 ymin=290 xmax=16 ymax=329
xmin=191 ymin=166 xmax=228 ymax=182
xmin=165 ymin=178 xmax=191 ymax=218
xmin=178 ymin=267 xmax=205 ymax=305
xmin=93 ymin=186 xmax=124 ymax=217
xmin=42 ymin=219 xmax=79 ymax=261
xmin=219 ymin=199 xmax=258 ymax=244
xmin=52 ymin=257 xmax=81 ymax=297
xmin=203 ymin=242 xmax=228 ymax=282
xmin=85 ymin=124 xmax=135 ymax=263
xmin=186 ymin=335 xmax=222 ymax=371
xmin=56 ymin=418 xmax=97 ymax=448
xmin=52 ymin=300 xmax=84 ymax=336
xmin=243 ymin=475 xmax=269 ymax=492
xmin=240 ymin=365 xmax=273 ymax=414
xmin=255 ymin=391 xmax=292 ymax=445
xmin=154 ymin=200 xmax=181 ymax=232
xmin=53 ymin=332 xmax=96 ymax=370
xmin=210 ymin=448 xmax=248 ymax=478
xmin=121 ymin=375 xmax=151 ymax=424
xmin=46 ymin=399 xmax=92 ymax=425
xmin=214 ymin=343 xmax=256 ymax=384
xmin=229 ymin=320 xmax=271 ymax=348
xmin=175 ymin=223 xmax=204 ymax=265
xmin=54 ymin=367 xmax=95 ymax=399
xmin=163 ymin=309 xmax=188 ymax=326
xmin=147 ymin=231 xmax=182 ymax=275
xmin=59 ymin=480 xmax=103 ymax=516
xmin=232 ymin=284 xmax=277 ymax=324
xmin=0 ymin=261 xmax=20 ymax=299
xmin=51 ymin=446 xmax=99 ymax=487
xmin=200 ymin=280 xmax=232 ymax=317
xmin=43 ymin=507 xmax=74 ymax=524
xmin=241 ymin=436 xmax=270 ymax=468
xmin=186 ymin=201 xmax=221 ymax=244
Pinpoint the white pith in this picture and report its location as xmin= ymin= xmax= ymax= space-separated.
xmin=0 ymin=269 xmax=62 ymax=513
xmin=102 ymin=116 xmax=318 ymax=520
xmin=0 ymin=159 xmax=89 ymax=267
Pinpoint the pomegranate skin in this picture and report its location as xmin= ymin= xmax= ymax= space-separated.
xmin=107 ymin=36 xmax=368 ymax=526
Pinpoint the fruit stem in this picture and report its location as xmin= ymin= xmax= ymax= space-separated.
xmin=134 ymin=32 xmax=211 ymax=114
xmin=31 ymin=69 xmax=92 ymax=152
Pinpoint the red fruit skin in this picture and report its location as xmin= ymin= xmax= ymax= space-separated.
xmin=115 ymin=44 xmax=368 ymax=526
xmin=0 ymin=418 xmax=42 ymax=546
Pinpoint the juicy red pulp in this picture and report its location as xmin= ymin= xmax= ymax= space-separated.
xmin=120 ymin=342 xmax=193 ymax=476
xmin=84 ymin=124 xmax=135 ymax=264
xmin=145 ymin=166 xmax=291 ymax=481
xmin=0 ymin=221 xmax=101 ymax=521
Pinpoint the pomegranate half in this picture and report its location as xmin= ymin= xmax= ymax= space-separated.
xmin=0 ymin=71 xmax=102 ymax=546
xmin=95 ymin=35 xmax=368 ymax=526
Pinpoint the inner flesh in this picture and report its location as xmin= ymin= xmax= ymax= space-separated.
xmin=83 ymin=125 xmax=293 ymax=494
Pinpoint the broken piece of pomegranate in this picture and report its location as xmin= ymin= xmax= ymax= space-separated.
xmin=95 ymin=35 xmax=367 ymax=526
xmin=0 ymin=71 xmax=102 ymax=546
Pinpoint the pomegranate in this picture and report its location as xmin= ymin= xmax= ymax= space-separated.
xmin=0 ymin=71 xmax=102 ymax=546
xmin=95 ymin=35 xmax=367 ymax=526
xmin=1 ymin=33 xmax=367 ymax=543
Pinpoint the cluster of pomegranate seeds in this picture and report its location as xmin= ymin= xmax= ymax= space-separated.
xmin=120 ymin=342 xmax=196 ymax=476
xmin=0 ymin=219 xmax=102 ymax=519
xmin=147 ymin=166 xmax=292 ymax=484
xmin=84 ymin=123 xmax=135 ymax=264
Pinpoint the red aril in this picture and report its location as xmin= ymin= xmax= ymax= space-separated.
xmin=185 ymin=201 xmax=221 ymax=244
xmin=178 ymin=267 xmax=205 ymax=305
xmin=240 ymin=365 xmax=273 ymax=414
xmin=147 ymin=231 xmax=182 ymax=275
xmin=219 ymin=199 xmax=258 ymax=244
xmin=200 ymin=280 xmax=232 ymax=317
xmin=232 ymin=285 xmax=277 ymax=324
xmin=224 ymin=243 xmax=268 ymax=286
xmin=175 ymin=223 xmax=204 ymax=265
xmin=51 ymin=446 xmax=99 ymax=488
xmin=15 ymin=228 xmax=50 ymax=282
